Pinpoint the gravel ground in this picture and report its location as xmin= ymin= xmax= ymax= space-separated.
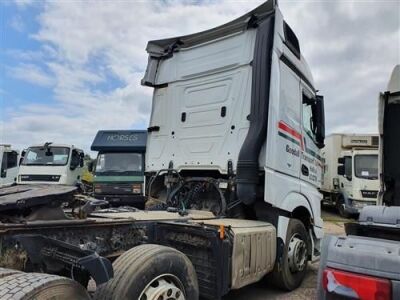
xmin=223 ymin=206 xmax=348 ymax=300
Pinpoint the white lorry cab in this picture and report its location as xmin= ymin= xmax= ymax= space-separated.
xmin=0 ymin=145 xmax=19 ymax=188
xmin=321 ymin=134 xmax=379 ymax=217
xmin=17 ymin=143 xmax=85 ymax=185
xmin=143 ymin=0 xmax=325 ymax=291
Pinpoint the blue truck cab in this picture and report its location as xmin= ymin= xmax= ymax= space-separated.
xmin=91 ymin=130 xmax=147 ymax=208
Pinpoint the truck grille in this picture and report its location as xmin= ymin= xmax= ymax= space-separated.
xmin=19 ymin=175 xmax=60 ymax=182
xmin=96 ymin=183 xmax=133 ymax=195
xmin=361 ymin=190 xmax=378 ymax=199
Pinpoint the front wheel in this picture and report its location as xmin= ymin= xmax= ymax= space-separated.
xmin=336 ymin=195 xmax=350 ymax=218
xmin=270 ymin=218 xmax=310 ymax=291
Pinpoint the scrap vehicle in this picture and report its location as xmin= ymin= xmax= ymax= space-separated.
xmin=317 ymin=65 xmax=400 ymax=299
xmin=320 ymin=134 xmax=379 ymax=217
xmin=0 ymin=144 xmax=19 ymax=188
xmin=0 ymin=1 xmax=325 ymax=299
xmin=90 ymin=130 xmax=147 ymax=208
xmin=17 ymin=142 xmax=85 ymax=186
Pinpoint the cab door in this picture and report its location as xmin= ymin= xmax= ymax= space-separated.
xmin=0 ymin=151 xmax=19 ymax=187
xmin=340 ymin=155 xmax=354 ymax=198
xmin=300 ymin=86 xmax=322 ymax=188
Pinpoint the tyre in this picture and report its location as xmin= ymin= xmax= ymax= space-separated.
xmin=0 ymin=272 xmax=90 ymax=300
xmin=0 ymin=267 xmax=21 ymax=278
xmin=94 ymin=244 xmax=199 ymax=300
xmin=336 ymin=195 xmax=350 ymax=218
xmin=270 ymin=218 xmax=310 ymax=291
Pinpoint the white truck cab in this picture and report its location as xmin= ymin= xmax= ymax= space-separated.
xmin=17 ymin=143 xmax=85 ymax=185
xmin=143 ymin=0 xmax=325 ymax=291
xmin=321 ymin=134 xmax=379 ymax=217
xmin=0 ymin=145 xmax=19 ymax=188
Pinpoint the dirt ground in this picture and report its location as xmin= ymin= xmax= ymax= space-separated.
xmin=222 ymin=206 xmax=348 ymax=300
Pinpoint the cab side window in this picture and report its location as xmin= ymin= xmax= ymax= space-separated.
xmin=344 ymin=156 xmax=352 ymax=180
xmin=4 ymin=151 xmax=18 ymax=169
xmin=302 ymin=94 xmax=316 ymax=141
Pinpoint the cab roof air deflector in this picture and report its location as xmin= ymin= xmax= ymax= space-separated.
xmin=141 ymin=0 xmax=277 ymax=86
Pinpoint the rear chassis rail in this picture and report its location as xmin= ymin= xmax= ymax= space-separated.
xmin=0 ymin=217 xmax=234 ymax=299
xmin=0 ymin=219 xmax=147 ymax=286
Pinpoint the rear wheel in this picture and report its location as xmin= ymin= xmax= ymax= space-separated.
xmin=0 ymin=267 xmax=21 ymax=278
xmin=0 ymin=272 xmax=90 ymax=300
xmin=270 ymin=219 xmax=310 ymax=291
xmin=94 ymin=244 xmax=199 ymax=300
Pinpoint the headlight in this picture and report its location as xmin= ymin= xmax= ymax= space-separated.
xmin=50 ymin=175 xmax=61 ymax=181
xmin=20 ymin=175 xmax=30 ymax=181
xmin=132 ymin=184 xmax=142 ymax=194
xmin=94 ymin=184 xmax=102 ymax=193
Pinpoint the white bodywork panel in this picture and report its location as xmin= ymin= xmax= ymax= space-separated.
xmin=147 ymin=31 xmax=256 ymax=173
xmin=17 ymin=144 xmax=84 ymax=186
xmin=0 ymin=145 xmax=19 ymax=188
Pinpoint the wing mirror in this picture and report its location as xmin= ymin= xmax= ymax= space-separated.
xmin=19 ymin=150 xmax=26 ymax=166
xmin=87 ymin=161 xmax=94 ymax=172
xmin=314 ymin=95 xmax=325 ymax=149
xmin=337 ymin=165 xmax=345 ymax=176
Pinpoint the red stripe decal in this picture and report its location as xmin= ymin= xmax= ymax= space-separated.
xmin=278 ymin=121 xmax=301 ymax=140
xmin=278 ymin=121 xmax=304 ymax=150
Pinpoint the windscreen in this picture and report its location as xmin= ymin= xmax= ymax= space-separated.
xmin=354 ymin=155 xmax=378 ymax=180
xmin=22 ymin=147 xmax=70 ymax=166
xmin=95 ymin=152 xmax=143 ymax=175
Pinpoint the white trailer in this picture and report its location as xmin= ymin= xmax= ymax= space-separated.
xmin=320 ymin=134 xmax=379 ymax=217
xmin=0 ymin=145 xmax=19 ymax=188
xmin=141 ymin=0 xmax=325 ymax=293
xmin=17 ymin=142 xmax=85 ymax=185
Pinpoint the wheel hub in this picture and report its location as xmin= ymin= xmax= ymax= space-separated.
xmin=287 ymin=235 xmax=307 ymax=273
xmin=140 ymin=274 xmax=185 ymax=300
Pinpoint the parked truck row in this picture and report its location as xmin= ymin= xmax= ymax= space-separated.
xmin=0 ymin=1 xmax=397 ymax=299
xmin=0 ymin=1 xmax=326 ymax=299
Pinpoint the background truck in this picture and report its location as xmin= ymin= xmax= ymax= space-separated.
xmin=143 ymin=0 xmax=325 ymax=291
xmin=90 ymin=130 xmax=147 ymax=208
xmin=317 ymin=65 xmax=400 ymax=300
xmin=0 ymin=144 xmax=19 ymax=188
xmin=17 ymin=142 xmax=85 ymax=185
xmin=320 ymin=134 xmax=380 ymax=217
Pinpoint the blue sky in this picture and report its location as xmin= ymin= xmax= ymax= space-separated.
xmin=0 ymin=0 xmax=399 ymax=154
xmin=1 ymin=2 xmax=47 ymax=114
